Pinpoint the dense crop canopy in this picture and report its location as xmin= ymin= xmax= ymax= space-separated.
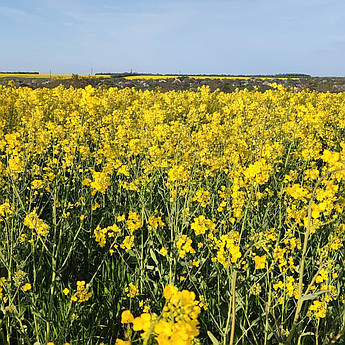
xmin=0 ymin=83 xmax=344 ymax=344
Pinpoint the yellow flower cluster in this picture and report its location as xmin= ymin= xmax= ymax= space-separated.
xmin=118 ymin=285 xmax=201 ymax=345
xmin=70 ymin=281 xmax=92 ymax=303
xmin=94 ymin=224 xmax=121 ymax=247
xmin=0 ymin=277 xmax=6 ymax=300
xmin=125 ymin=283 xmax=139 ymax=298
xmin=213 ymin=232 xmax=241 ymax=268
xmin=90 ymin=170 xmax=111 ymax=194
xmin=253 ymin=255 xmax=266 ymax=270
xmin=176 ymin=235 xmax=195 ymax=259
xmin=0 ymin=201 xmax=12 ymax=221
xmin=191 ymin=215 xmax=216 ymax=235
xmin=148 ymin=215 xmax=165 ymax=230
xmin=126 ymin=211 xmax=143 ymax=233
xmin=23 ymin=210 xmax=49 ymax=237
xmin=22 ymin=283 xmax=32 ymax=292
xmin=308 ymin=300 xmax=327 ymax=319
xmin=191 ymin=189 xmax=210 ymax=207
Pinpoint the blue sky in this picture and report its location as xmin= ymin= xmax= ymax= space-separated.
xmin=1 ymin=0 xmax=345 ymax=76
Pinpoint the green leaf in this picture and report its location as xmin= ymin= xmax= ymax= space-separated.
xmin=150 ymin=248 xmax=159 ymax=266
xmin=302 ymin=290 xmax=331 ymax=301
xmin=207 ymin=331 xmax=220 ymax=345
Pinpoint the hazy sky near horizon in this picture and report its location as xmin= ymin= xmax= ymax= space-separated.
xmin=1 ymin=0 xmax=345 ymax=76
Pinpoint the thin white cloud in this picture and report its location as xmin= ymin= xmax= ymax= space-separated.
xmin=0 ymin=5 xmax=37 ymax=20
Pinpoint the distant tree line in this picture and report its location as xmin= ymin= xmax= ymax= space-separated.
xmin=273 ymin=73 xmax=311 ymax=78
xmin=0 ymin=72 xmax=39 ymax=74
xmin=96 ymin=72 xmax=311 ymax=78
xmin=96 ymin=72 xmax=143 ymax=77
xmin=187 ymin=73 xmax=312 ymax=78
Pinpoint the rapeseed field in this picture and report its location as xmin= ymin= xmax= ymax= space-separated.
xmin=0 ymin=82 xmax=344 ymax=345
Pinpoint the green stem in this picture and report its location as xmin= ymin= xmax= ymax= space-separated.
xmin=229 ymin=270 xmax=238 ymax=345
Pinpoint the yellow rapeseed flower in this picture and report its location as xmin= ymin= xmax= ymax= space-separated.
xmin=121 ymin=310 xmax=134 ymax=324
xmin=115 ymin=339 xmax=131 ymax=345
xmin=254 ymin=255 xmax=266 ymax=270
xmin=160 ymin=247 xmax=168 ymax=256
xmin=22 ymin=283 xmax=32 ymax=292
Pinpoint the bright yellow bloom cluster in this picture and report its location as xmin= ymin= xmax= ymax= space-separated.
xmin=22 ymin=283 xmax=31 ymax=292
xmin=214 ymin=232 xmax=241 ymax=268
xmin=117 ymin=285 xmax=201 ymax=345
xmin=148 ymin=215 xmax=165 ymax=230
xmin=0 ymin=277 xmax=6 ymax=300
xmin=308 ymin=300 xmax=327 ymax=319
xmin=176 ymin=235 xmax=195 ymax=258
xmin=24 ymin=210 xmax=49 ymax=237
xmin=126 ymin=211 xmax=143 ymax=233
xmin=316 ymin=268 xmax=329 ymax=284
xmin=94 ymin=224 xmax=121 ymax=247
xmin=125 ymin=283 xmax=139 ymax=298
xmin=70 ymin=281 xmax=92 ymax=302
xmin=121 ymin=309 xmax=135 ymax=324
xmin=0 ymin=201 xmax=12 ymax=221
xmin=155 ymin=285 xmax=200 ymax=345
xmin=191 ymin=215 xmax=216 ymax=235
xmin=90 ymin=170 xmax=111 ymax=194
xmin=120 ymin=235 xmax=135 ymax=252
xmin=191 ymin=188 xmax=210 ymax=207
xmin=253 ymin=255 xmax=266 ymax=270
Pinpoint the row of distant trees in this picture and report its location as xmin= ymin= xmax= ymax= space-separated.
xmin=0 ymin=72 xmax=39 ymax=74
xmin=95 ymin=72 xmax=312 ymax=78
xmin=272 ymin=73 xmax=311 ymax=78
xmin=96 ymin=72 xmax=143 ymax=77
xmin=0 ymin=71 xmax=312 ymax=78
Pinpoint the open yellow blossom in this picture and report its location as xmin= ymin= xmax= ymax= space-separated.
xmin=254 ymin=255 xmax=266 ymax=270
xmin=160 ymin=247 xmax=168 ymax=256
xmin=133 ymin=313 xmax=152 ymax=332
xmin=121 ymin=310 xmax=134 ymax=324
xmin=115 ymin=339 xmax=131 ymax=345
xmin=273 ymin=281 xmax=284 ymax=290
xmin=22 ymin=283 xmax=32 ymax=292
